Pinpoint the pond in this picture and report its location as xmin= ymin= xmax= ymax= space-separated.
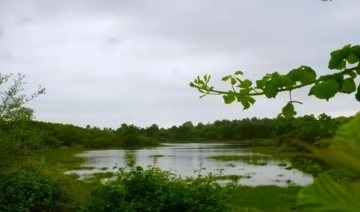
xmin=66 ymin=143 xmax=313 ymax=186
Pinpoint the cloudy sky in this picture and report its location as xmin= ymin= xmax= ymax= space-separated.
xmin=0 ymin=0 xmax=359 ymax=128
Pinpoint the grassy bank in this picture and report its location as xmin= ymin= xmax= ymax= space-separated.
xmin=230 ymin=185 xmax=302 ymax=212
xmin=22 ymin=146 xmax=305 ymax=211
xmin=249 ymin=146 xmax=314 ymax=159
xmin=29 ymin=146 xmax=86 ymax=170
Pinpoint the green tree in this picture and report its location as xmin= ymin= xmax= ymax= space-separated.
xmin=190 ymin=44 xmax=360 ymax=211
xmin=0 ymin=73 xmax=45 ymax=155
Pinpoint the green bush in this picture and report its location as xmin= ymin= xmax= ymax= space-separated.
xmin=86 ymin=161 xmax=236 ymax=212
xmin=0 ymin=161 xmax=82 ymax=212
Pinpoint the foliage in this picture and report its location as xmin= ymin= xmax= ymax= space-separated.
xmin=0 ymin=160 xmax=84 ymax=212
xmin=0 ymin=73 xmax=45 ymax=122
xmin=297 ymin=174 xmax=360 ymax=212
xmin=190 ymin=44 xmax=360 ymax=119
xmin=86 ymin=160 xmax=237 ymax=212
xmin=229 ymin=185 xmax=302 ymax=212
xmin=1 ymin=111 xmax=347 ymax=152
xmin=0 ymin=73 xmax=45 ymax=156
xmin=0 ymin=73 xmax=346 ymax=151
xmin=191 ymin=43 xmax=360 ymax=211
xmin=296 ymin=114 xmax=360 ymax=211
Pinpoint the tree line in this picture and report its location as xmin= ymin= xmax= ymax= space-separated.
xmin=0 ymin=113 xmax=351 ymax=151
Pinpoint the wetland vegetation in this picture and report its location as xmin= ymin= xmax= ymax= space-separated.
xmin=1 ymin=0 xmax=360 ymax=208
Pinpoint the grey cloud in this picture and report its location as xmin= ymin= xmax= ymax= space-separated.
xmin=17 ymin=16 xmax=32 ymax=26
xmin=0 ymin=48 xmax=14 ymax=62
xmin=0 ymin=0 xmax=359 ymax=128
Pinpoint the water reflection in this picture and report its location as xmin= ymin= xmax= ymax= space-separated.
xmin=66 ymin=143 xmax=313 ymax=186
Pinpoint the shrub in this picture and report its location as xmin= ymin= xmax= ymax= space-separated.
xmin=0 ymin=160 xmax=84 ymax=212
xmin=86 ymin=161 xmax=236 ymax=212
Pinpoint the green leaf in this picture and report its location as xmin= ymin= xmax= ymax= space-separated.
xmin=223 ymin=95 xmax=235 ymax=104
xmin=237 ymin=95 xmax=255 ymax=110
xmin=342 ymin=44 xmax=352 ymax=58
xmin=351 ymin=45 xmax=360 ymax=59
xmin=297 ymin=174 xmax=360 ymax=212
xmin=356 ymin=84 xmax=360 ymax=102
xmin=247 ymin=96 xmax=256 ymax=104
xmin=311 ymin=113 xmax=360 ymax=177
xmin=308 ymin=79 xmax=339 ymax=101
xmin=256 ymin=76 xmax=270 ymax=89
xmin=239 ymin=88 xmax=252 ymax=94
xmin=328 ymin=48 xmax=348 ymax=70
xmin=346 ymin=53 xmax=359 ymax=64
xmin=287 ymin=66 xmax=317 ymax=85
xmin=264 ymin=81 xmax=279 ymax=98
xmin=271 ymin=72 xmax=293 ymax=88
xmin=347 ymin=71 xmax=357 ymax=79
xmin=222 ymin=75 xmax=231 ymax=81
xmin=241 ymin=100 xmax=250 ymax=110
xmin=231 ymin=78 xmax=236 ymax=85
xmin=234 ymin=70 xmax=243 ymax=75
xmin=356 ymin=92 xmax=360 ymax=102
xmin=340 ymin=78 xmax=356 ymax=94
xmin=239 ymin=79 xmax=252 ymax=88
xmin=282 ymin=103 xmax=297 ymax=119
xmin=335 ymin=112 xmax=360 ymax=145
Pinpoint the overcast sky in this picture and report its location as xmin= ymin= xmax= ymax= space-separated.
xmin=0 ymin=0 xmax=359 ymax=128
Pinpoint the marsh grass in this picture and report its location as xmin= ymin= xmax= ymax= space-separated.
xmin=72 ymin=166 xmax=96 ymax=170
xmin=148 ymin=154 xmax=171 ymax=157
xmin=215 ymin=175 xmax=242 ymax=181
xmin=208 ymin=155 xmax=271 ymax=166
xmin=208 ymin=155 xmax=271 ymax=161
xmin=230 ymin=185 xmax=302 ymax=212
xmin=28 ymin=145 xmax=85 ymax=170
xmin=98 ymin=167 xmax=108 ymax=171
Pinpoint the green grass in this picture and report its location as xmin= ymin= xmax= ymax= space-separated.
xmin=83 ymin=171 xmax=116 ymax=184
xmin=230 ymin=185 xmax=302 ymax=212
xmin=285 ymin=166 xmax=293 ymax=170
xmin=29 ymin=145 xmax=85 ymax=170
xmin=278 ymin=162 xmax=288 ymax=167
xmin=149 ymin=154 xmax=169 ymax=157
xmin=99 ymin=167 xmax=108 ymax=171
xmin=208 ymin=155 xmax=271 ymax=162
xmin=250 ymin=146 xmax=313 ymax=159
xmin=72 ymin=166 xmax=95 ymax=170
xmin=208 ymin=155 xmax=270 ymax=166
xmin=93 ymin=171 xmax=115 ymax=178
xmin=216 ymin=175 xmax=242 ymax=181
xmin=251 ymin=161 xmax=268 ymax=166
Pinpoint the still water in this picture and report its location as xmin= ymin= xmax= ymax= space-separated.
xmin=67 ymin=143 xmax=313 ymax=186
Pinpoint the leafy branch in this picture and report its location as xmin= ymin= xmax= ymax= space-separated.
xmin=0 ymin=73 xmax=46 ymax=122
xmin=190 ymin=44 xmax=360 ymax=118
